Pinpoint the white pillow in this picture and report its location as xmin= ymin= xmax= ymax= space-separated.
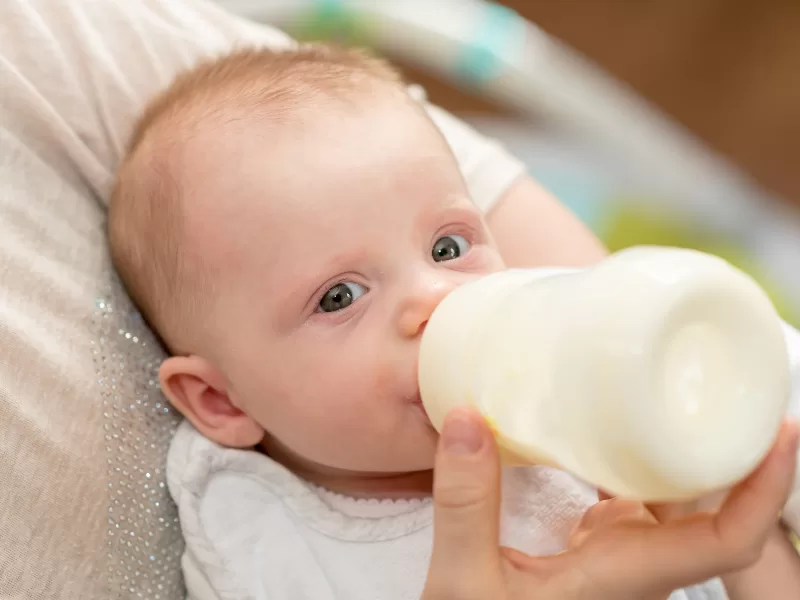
xmin=0 ymin=1 xmax=524 ymax=598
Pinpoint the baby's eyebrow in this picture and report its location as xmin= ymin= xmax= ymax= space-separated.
xmin=427 ymin=202 xmax=484 ymax=228
xmin=443 ymin=193 xmax=472 ymax=207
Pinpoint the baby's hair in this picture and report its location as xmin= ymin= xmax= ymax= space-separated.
xmin=108 ymin=45 xmax=404 ymax=353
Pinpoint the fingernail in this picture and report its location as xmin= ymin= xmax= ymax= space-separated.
xmin=442 ymin=412 xmax=484 ymax=455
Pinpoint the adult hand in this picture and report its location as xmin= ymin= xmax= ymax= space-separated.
xmin=422 ymin=407 xmax=798 ymax=600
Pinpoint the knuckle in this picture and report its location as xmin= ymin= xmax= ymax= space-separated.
xmin=585 ymin=498 xmax=645 ymax=523
xmin=728 ymin=540 xmax=764 ymax=570
xmin=612 ymin=498 xmax=646 ymax=512
xmin=607 ymin=498 xmax=652 ymax=522
xmin=567 ymin=526 xmax=589 ymax=549
xmin=575 ymin=501 xmax=606 ymax=530
xmin=585 ymin=498 xmax=611 ymax=517
xmin=434 ymin=478 xmax=489 ymax=511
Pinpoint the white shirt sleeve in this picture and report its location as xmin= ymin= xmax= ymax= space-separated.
xmin=407 ymin=85 xmax=528 ymax=214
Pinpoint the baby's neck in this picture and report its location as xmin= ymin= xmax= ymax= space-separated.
xmin=302 ymin=468 xmax=434 ymax=500
xmin=260 ymin=438 xmax=434 ymax=500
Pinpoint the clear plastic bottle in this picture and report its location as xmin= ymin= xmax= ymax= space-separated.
xmin=419 ymin=246 xmax=791 ymax=501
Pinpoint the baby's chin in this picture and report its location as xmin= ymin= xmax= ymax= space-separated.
xmin=327 ymin=441 xmax=438 ymax=475
xmin=319 ymin=408 xmax=439 ymax=474
xmin=267 ymin=428 xmax=437 ymax=477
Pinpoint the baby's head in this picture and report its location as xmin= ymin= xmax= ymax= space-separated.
xmin=109 ymin=46 xmax=505 ymax=486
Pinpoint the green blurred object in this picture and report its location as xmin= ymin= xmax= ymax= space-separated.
xmin=290 ymin=0 xmax=373 ymax=47
xmin=600 ymin=201 xmax=800 ymax=328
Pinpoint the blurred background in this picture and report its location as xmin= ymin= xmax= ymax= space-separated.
xmin=220 ymin=0 xmax=800 ymax=326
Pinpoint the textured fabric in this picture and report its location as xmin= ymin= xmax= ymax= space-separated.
xmin=0 ymin=1 xmax=527 ymax=598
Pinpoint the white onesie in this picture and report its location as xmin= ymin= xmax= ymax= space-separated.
xmin=167 ymin=323 xmax=800 ymax=600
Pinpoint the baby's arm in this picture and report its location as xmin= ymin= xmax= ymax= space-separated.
xmin=721 ymin=524 xmax=800 ymax=599
xmin=484 ymin=175 xmax=607 ymax=268
xmin=418 ymin=98 xmax=606 ymax=269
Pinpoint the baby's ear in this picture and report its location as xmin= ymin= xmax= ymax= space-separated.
xmin=159 ymin=355 xmax=264 ymax=448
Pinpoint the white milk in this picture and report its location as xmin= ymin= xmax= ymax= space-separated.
xmin=419 ymin=246 xmax=791 ymax=501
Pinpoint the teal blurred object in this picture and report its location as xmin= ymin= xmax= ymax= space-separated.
xmin=528 ymin=170 xmax=606 ymax=230
xmin=451 ymin=3 xmax=525 ymax=85
xmin=216 ymin=0 xmax=800 ymax=322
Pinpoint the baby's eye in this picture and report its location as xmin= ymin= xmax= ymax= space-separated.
xmin=432 ymin=234 xmax=471 ymax=262
xmin=318 ymin=282 xmax=367 ymax=313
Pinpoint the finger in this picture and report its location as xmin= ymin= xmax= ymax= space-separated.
xmin=569 ymin=498 xmax=656 ymax=549
xmin=712 ymin=420 xmax=799 ymax=557
xmin=424 ymin=408 xmax=503 ymax=599
xmin=597 ymin=489 xmax=613 ymax=501
xmin=581 ymin=498 xmax=655 ymax=530
xmin=646 ymin=499 xmax=705 ymax=523
xmin=523 ymin=422 xmax=798 ymax=598
xmin=624 ymin=420 xmax=799 ymax=589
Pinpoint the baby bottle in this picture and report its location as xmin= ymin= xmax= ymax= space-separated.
xmin=418 ymin=246 xmax=791 ymax=502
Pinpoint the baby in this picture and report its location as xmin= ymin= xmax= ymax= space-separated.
xmin=109 ymin=46 xmax=800 ymax=600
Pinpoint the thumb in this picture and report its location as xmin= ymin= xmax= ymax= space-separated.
xmin=424 ymin=408 xmax=503 ymax=599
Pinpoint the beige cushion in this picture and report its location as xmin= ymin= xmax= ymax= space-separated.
xmin=0 ymin=1 xmax=524 ymax=598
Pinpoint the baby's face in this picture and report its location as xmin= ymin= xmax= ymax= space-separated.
xmin=187 ymin=98 xmax=505 ymax=476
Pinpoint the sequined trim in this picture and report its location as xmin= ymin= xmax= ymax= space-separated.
xmin=92 ymin=276 xmax=184 ymax=599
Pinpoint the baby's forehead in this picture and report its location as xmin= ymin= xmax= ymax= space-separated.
xmin=168 ymin=87 xmax=458 ymax=260
xmin=178 ymin=92 xmax=442 ymax=195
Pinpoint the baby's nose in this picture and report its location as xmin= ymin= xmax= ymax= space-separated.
xmin=397 ymin=278 xmax=457 ymax=338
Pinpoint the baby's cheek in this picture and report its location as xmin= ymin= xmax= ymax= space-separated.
xmin=308 ymin=357 xmax=383 ymax=415
xmin=372 ymin=362 xmax=396 ymax=395
xmin=371 ymin=357 xmax=410 ymax=401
